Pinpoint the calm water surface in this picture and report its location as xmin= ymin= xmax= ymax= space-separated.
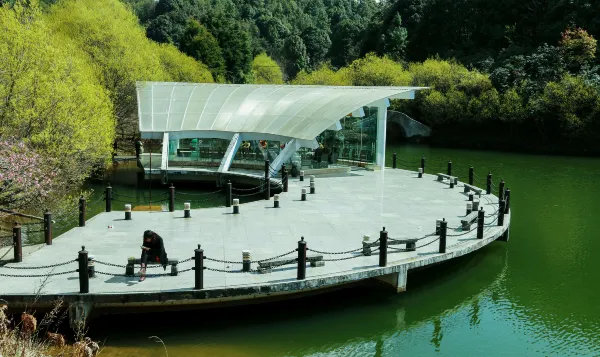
xmin=88 ymin=146 xmax=600 ymax=356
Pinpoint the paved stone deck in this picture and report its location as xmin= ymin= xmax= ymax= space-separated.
xmin=0 ymin=169 xmax=509 ymax=298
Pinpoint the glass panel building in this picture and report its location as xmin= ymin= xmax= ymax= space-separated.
xmin=136 ymin=82 xmax=427 ymax=177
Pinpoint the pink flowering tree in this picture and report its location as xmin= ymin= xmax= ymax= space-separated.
xmin=0 ymin=139 xmax=56 ymax=211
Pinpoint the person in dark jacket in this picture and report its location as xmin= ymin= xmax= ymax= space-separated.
xmin=139 ymin=230 xmax=168 ymax=281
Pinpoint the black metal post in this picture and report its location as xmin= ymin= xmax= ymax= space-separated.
xmin=135 ymin=140 xmax=141 ymax=159
xmin=297 ymin=237 xmax=306 ymax=280
xmin=447 ymin=161 xmax=452 ymax=176
xmin=105 ymin=184 xmax=112 ymax=212
xmin=226 ymin=181 xmax=232 ymax=207
xmin=78 ymin=196 xmax=86 ymax=227
xmin=169 ymin=184 xmax=175 ymax=212
xmin=13 ymin=224 xmax=22 ymax=262
xmin=379 ymin=227 xmax=388 ymax=267
xmin=301 ymin=188 xmax=307 ymax=201
xmin=469 ymin=167 xmax=474 ymax=186
xmin=486 ymin=173 xmax=492 ymax=195
xmin=498 ymin=200 xmax=505 ymax=226
xmin=477 ymin=208 xmax=484 ymax=239
xmin=439 ymin=219 xmax=447 ymax=253
xmin=44 ymin=211 xmax=52 ymax=245
xmin=194 ymin=244 xmax=204 ymax=290
xmin=499 ymin=179 xmax=505 ymax=201
xmin=300 ymin=170 xmax=304 ymax=182
xmin=282 ymin=164 xmax=288 ymax=192
xmin=421 ymin=156 xmax=425 ymax=173
xmin=78 ymin=246 xmax=89 ymax=294
xmin=264 ymin=159 xmax=270 ymax=200
xmin=504 ymin=188 xmax=511 ymax=214
xmin=393 ymin=152 xmax=397 ymax=169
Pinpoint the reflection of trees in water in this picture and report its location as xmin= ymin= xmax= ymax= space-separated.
xmin=430 ymin=317 xmax=443 ymax=352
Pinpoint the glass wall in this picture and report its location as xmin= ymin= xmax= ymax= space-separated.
xmin=167 ymin=138 xmax=230 ymax=170
xmin=292 ymin=106 xmax=379 ymax=169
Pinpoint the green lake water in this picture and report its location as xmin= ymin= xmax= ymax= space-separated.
xmin=88 ymin=145 xmax=600 ymax=356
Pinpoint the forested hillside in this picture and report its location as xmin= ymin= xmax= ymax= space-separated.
xmin=127 ymin=0 xmax=600 ymax=154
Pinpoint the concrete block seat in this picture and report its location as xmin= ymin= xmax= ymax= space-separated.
xmin=436 ymin=173 xmax=458 ymax=185
xmin=125 ymin=258 xmax=180 ymax=276
xmin=257 ymin=255 xmax=324 ymax=274
xmin=463 ymin=183 xmax=483 ymax=195
xmin=461 ymin=212 xmax=479 ymax=230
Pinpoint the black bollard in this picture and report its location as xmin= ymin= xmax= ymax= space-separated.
xmin=105 ymin=184 xmax=112 ymax=212
xmin=447 ymin=161 xmax=452 ymax=176
xmin=264 ymin=159 xmax=270 ymax=200
xmin=393 ymin=152 xmax=397 ymax=169
xmin=242 ymin=250 xmax=251 ymax=272
xmin=486 ymin=172 xmax=492 ymax=195
xmin=282 ymin=164 xmax=288 ymax=193
xmin=193 ymin=244 xmax=204 ymax=290
xmin=498 ymin=200 xmax=505 ymax=226
xmin=466 ymin=202 xmax=473 ymax=215
xmin=78 ymin=246 xmax=89 ymax=294
xmin=274 ymin=194 xmax=280 ymax=208
xmin=421 ymin=156 xmax=425 ymax=173
xmin=169 ymin=184 xmax=175 ymax=212
xmin=78 ymin=196 xmax=86 ymax=227
xmin=469 ymin=167 xmax=474 ymax=186
xmin=499 ymin=179 xmax=505 ymax=201
xmin=418 ymin=168 xmax=423 ymax=178
xmin=297 ymin=237 xmax=306 ymax=280
xmin=301 ymin=188 xmax=307 ymax=201
xmin=13 ymin=224 xmax=22 ymax=263
xmin=135 ymin=140 xmax=141 ymax=159
xmin=233 ymin=199 xmax=240 ymax=214
xmin=504 ymin=188 xmax=511 ymax=214
xmin=226 ymin=181 xmax=232 ymax=208
xmin=439 ymin=219 xmax=447 ymax=253
xmin=477 ymin=208 xmax=484 ymax=239
xmin=450 ymin=177 xmax=454 ymax=189
xmin=300 ymin=170 xmax=304 ymax=182
xmin=124 ymin=204 xmax=132 ymax=220
xmin=184 ymin=202 xmax=191 ymax=218
xmin=379 ymin=227 xmax=388 ymax=267
xmin=310 ymin=180 xmax=315 ymax=194
xmin=44 ymin=211 xmax=52 ymax=245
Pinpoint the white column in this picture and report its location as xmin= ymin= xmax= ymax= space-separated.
xmin=218 ymin=133 xmax=241 ymax=172
xmin=269 ymin=139 xmax=298 ymax=174
xmin=376 ymin=99 xmax=390 ymax=170
xmin=160 ymin=132 xmax=169 ymax=171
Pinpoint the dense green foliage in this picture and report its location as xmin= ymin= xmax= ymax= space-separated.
xmin=0 ymin=0 xmax=212 ymax=211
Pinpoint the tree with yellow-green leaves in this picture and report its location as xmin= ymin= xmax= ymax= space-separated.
xmin=46 ymin=0 xmax=168 ymax=139
xmin=0 ymin=1 xmax=115 ymax=205
xmin=154 ymin=42 xmax=214 ymax=83
xmin=252 ymin=53 xmax=284 ymax=84
xmin=292 ymin=64 xmax=351 ymax=86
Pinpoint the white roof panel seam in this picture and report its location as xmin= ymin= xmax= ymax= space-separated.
xmin=181 ymin=85 xmax=198 ymax=130
xmin=211 ymin=86 xmax=241 ymax=130
xmin=195 ymin=86 xmax=218 ymax=130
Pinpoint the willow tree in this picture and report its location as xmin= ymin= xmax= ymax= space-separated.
xmin=0 ymin=1 xmax=115 ymax=191
xmin=47 ymin=0 xmax=168 ymax=140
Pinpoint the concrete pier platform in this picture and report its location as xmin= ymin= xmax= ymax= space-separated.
xmin=0 ymin=169 xmax=510 ymax=322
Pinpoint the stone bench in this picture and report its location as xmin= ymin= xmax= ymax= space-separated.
xmin=257 ymin=255 xmax=324 ymax=274
xmin=125 ymin=258 xmax=180 ymax=276
xmin=463 ymin=183 xmax=483 ymax=195
xmin=461 ymin=211 xmax=479 ymax=230
xmin=363 ymin=238 xmax=419 ymax=255
xmin=436 ymin=173 xmax=458 ymax=185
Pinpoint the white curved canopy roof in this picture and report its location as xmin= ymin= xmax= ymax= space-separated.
xmin=137 ymin=82 xmax=426 ymax=140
